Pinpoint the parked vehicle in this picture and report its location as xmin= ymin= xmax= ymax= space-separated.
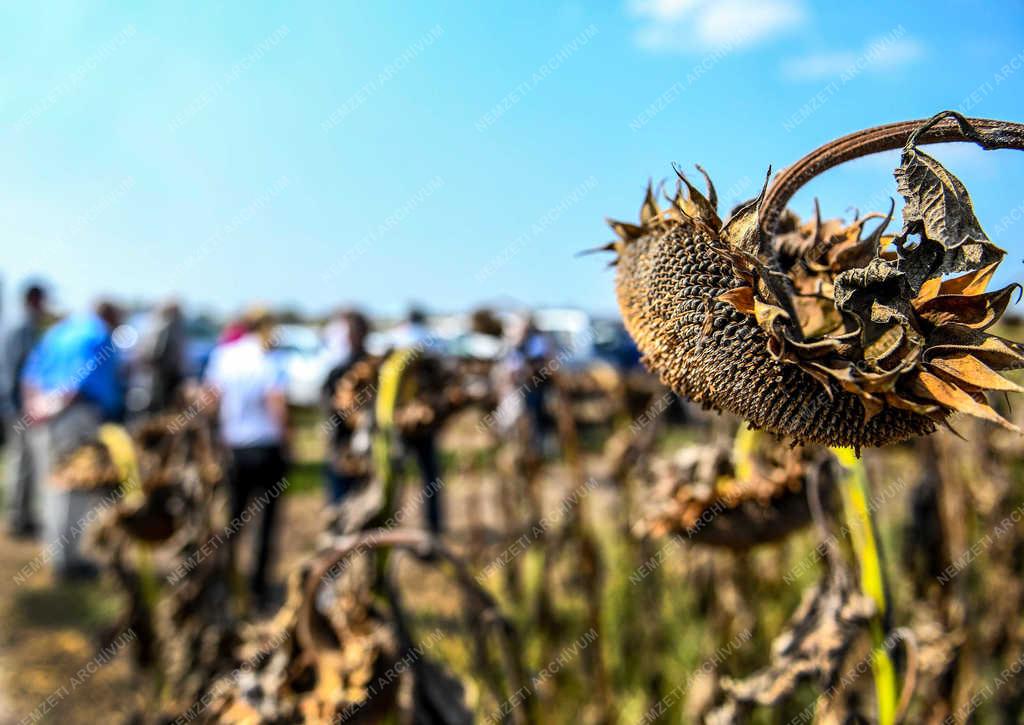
xmin=272 ymin=324 xmax=336 ymax=406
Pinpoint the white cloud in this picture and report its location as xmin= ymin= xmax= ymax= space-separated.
xmin=782 ymin=35 xmax=924 ymax=81
xmin=629 ymin=0 xmax=804 ymax=53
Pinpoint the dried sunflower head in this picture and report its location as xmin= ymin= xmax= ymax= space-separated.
xmin=608 ymin=112 xmax=1024 ymax=449
xmin=707 ymin=564 xmax=874 ymax=722
xmin=635 ymin=430 xmax=835 ymax=548
xmin=191 ymin=532 xmax=520 ymax=723
xmin=54 ymin=440 xmax=121 ymax=490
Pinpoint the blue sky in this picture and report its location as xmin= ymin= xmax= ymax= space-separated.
xmin=2 ymin=1 xmax=1023 ymax=319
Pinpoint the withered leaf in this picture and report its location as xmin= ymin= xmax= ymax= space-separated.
xmin=885 ymin=392 xmax=940 ymax=416
xmin=695 ymin=164 xmax=718 ymax=211
xmin=913 ymin=276 xmax=942 ymax=306
xmin=911 ymin=370 xmax=1020 ymax=432
xmin=722 ymin=169 xmax=770 ymax=255
xmin=753 ymin=298 xmax=790 ymax=332
xmin=916 ymin=284 xmax=1021 ymax=330
xmin=928 ymin=354 xmax=1024 ymax=393
xmin=718 ymin=286 xmax=756 ymax=315
xmin=674 ymin=164 xmax=721 ymax=229
xmin=938 ymin=261 xmax=999 ymax=296
xmin=926 ymin=325 xmax=1024 ymax=369
xmin=640 ymin=181 xmax=660 ymax=226
xmin=806 ymin=361 xmax=889 ymax=421
xmin=863 ymin=325 xmax=905 ymax=365
xmin=834 ymin=257 xmax=911 ymax=324
xmin=894 ymin=145 xmax=1006 ymax=288
xmin=607 ymin=219 xmax=644 ymax=242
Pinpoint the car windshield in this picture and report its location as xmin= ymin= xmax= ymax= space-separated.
xmin=274 ymin=325 xmax=323 ymax=354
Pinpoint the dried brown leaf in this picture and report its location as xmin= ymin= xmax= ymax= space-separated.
xmin=927 ymin=354 xmax=1024 ymax=393
xmin=695 ymin=164 xmax=718 ymax=211
xmin=911 ymin=370 xmax=1020 ymax=432
xmin=753 ymin=298 xmax=790 ymax=333
xmin=916 ymin=284 xmax=1021 ymax=330
xmin=718 ymin=286 xmax=756 ymax=315
xmin=913 ymin=276 xmax=942 ymax=305
xmin=721 ymin=169 xmax=770 ymax=255
xmin=640 ymin=181 xmax=660 ymax=226
xmin=674 ymin=164 xmax=721 ymax=228
xmin=607 ymin=219 xmax=644 ymax=242
xmin=926 ymin=324 xmax=1024 ymax=369
xmin=895 ymin=145 xmax=1004 ymax=273
xmin=938 ymin=261 xmax=999 ymax=296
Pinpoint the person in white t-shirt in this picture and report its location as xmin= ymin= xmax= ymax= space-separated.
xmin=204 ymin=308 xmax=289 ymax=607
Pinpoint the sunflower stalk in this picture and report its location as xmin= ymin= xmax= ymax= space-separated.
xmin=552 ymin=378 xmax=614 ymax=721
xmin=833 ymin=447 xmax=898 ymax=725
xmin=368 ymin=348 xmax=417 ymax=581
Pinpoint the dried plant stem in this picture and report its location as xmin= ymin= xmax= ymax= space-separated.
xmin=762 ymin=113 xmax=1024 ymax=234
xmin=136 ymin=543 xmax=165 ymax=695
xmin=553 ymin=379 xmax=614 ymax=720
xmin=366 ymin=348 xmax=420 ymax=585
xmin=369 ymin=348 xmax=417 ymax=532
xmin=307 ymin=528 xmax=532 ymax=723
xmin=833 ymin=447 xmax=897 ymax=725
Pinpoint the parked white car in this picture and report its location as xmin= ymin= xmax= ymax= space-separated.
xmin=271 ymin=324 xmax=337 ymax=406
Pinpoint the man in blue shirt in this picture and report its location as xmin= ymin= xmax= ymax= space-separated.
xmin=22 ymin=303 xmax=125 ymax=423
xmin=22 ymin=301 xmax=126 ymax=580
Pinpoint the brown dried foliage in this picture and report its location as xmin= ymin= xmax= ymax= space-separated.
xmin=634 ymin=433 xmax=835 ymax=548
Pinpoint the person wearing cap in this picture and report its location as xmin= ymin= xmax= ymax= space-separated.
xmin=203 ymin=308 xmax=290 ymax=607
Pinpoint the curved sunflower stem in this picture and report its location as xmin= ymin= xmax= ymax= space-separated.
xmin=831 ymin=447 xmax=897 ymax=725
xmin=761 ymin=113 xmax=1024 ymax=234
xmin=135 ymin=542 xmax=166 ymax=696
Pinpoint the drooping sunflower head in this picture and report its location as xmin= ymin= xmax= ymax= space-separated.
xmin=608 ymin=112 xmax=1024 ymax=449
xmin=635 ymin=428 xmax=836 ymax=548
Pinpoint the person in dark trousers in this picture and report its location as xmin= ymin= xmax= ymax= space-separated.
xmin=204 ymin=309 xmax=289 ymax=607
xmin=405 ymin=426 xmax=442 ymax=533
xmin=321 ymin=310 xmax=371 ymax=504
xmin=507 ymin=315 xmax=554 ymax=454
xmin=383 ymin=308 xmax=444 ymax=535
xmin=3 ymin=283 xmax=51 ymax=538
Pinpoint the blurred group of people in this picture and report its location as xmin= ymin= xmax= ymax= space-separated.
xmin=320 ymin=307 xmax=445 ymax=534
xmin=0 ymin=290 xmax=291 ymax=602
xmin=317 ymin=306 xmax=556 ymax=534
xmin=2 ymin=282 xmax=556 ymax=607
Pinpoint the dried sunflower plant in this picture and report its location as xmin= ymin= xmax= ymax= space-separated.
xmin=603 ymin=111 xmax=1024 ymax=722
